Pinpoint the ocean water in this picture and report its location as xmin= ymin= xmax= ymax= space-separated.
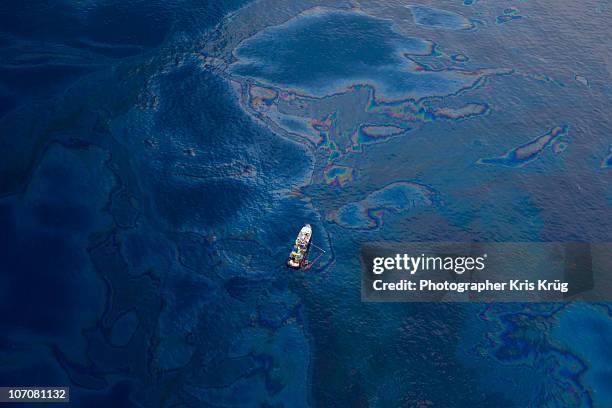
xmin=0 ymin=0 xmax=611 ymax=407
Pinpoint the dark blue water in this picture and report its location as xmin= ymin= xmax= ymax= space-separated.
xmin=1 ymin=1 xmax=611 ymax=407
xmin=232 ymin=11 xmax=473 ymax=99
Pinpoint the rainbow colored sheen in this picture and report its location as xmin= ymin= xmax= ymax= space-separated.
xmin=478 ymin=125 xmax=569 ymax=167
xmin=451 ymin=53 xmax=469 ymax=63
xmin=237 ymin=32 xmax=568 ymax=186
xmin=324 ymin=165 xmax=355 ymax=186
xmin=496 ymin=7 xmax=523 ymax=24
xmin=496 ymin=14 xmax=523 ymax=24
xmin=552 ymin=304 xmax=612 ymax=405
xmin=552 ymin=135 xmax=571 ymax=155
xmin=328 ymin=142 xmax=341 ymax=161
xmin=350 ymin=124 xmax=406 ymax=149
xmin=248 ymin=84 xmax=277 ymax=108
xmin=367 ymin=91 xmax=490 ymax=125
xmin=367 ymin=96 xmax=435 ymax=123
xmin=475 ymin=303 xmax=611 ymax=406
xmin=329 ymin=182 xmax=438 ymax=229
xmin=434 ymin=103 xmax=490 ymax=120
xmin=575 ymin=75 xmax=589 ymax=87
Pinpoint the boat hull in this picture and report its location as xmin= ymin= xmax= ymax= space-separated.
xmin=287 ymin=224 xmax=312 ymax=269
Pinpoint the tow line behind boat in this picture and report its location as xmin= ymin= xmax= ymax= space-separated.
xmin=287 ymin=224 xmax=325 ymax=269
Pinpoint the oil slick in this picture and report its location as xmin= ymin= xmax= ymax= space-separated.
xmin=477 ymin=125 xmax=570 ymax=168
xmin=329 ymin=182 xmax=439 ymax=229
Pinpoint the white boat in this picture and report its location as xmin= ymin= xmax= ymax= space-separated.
xmin=287 ymin=224 xmax=312 ymax=269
